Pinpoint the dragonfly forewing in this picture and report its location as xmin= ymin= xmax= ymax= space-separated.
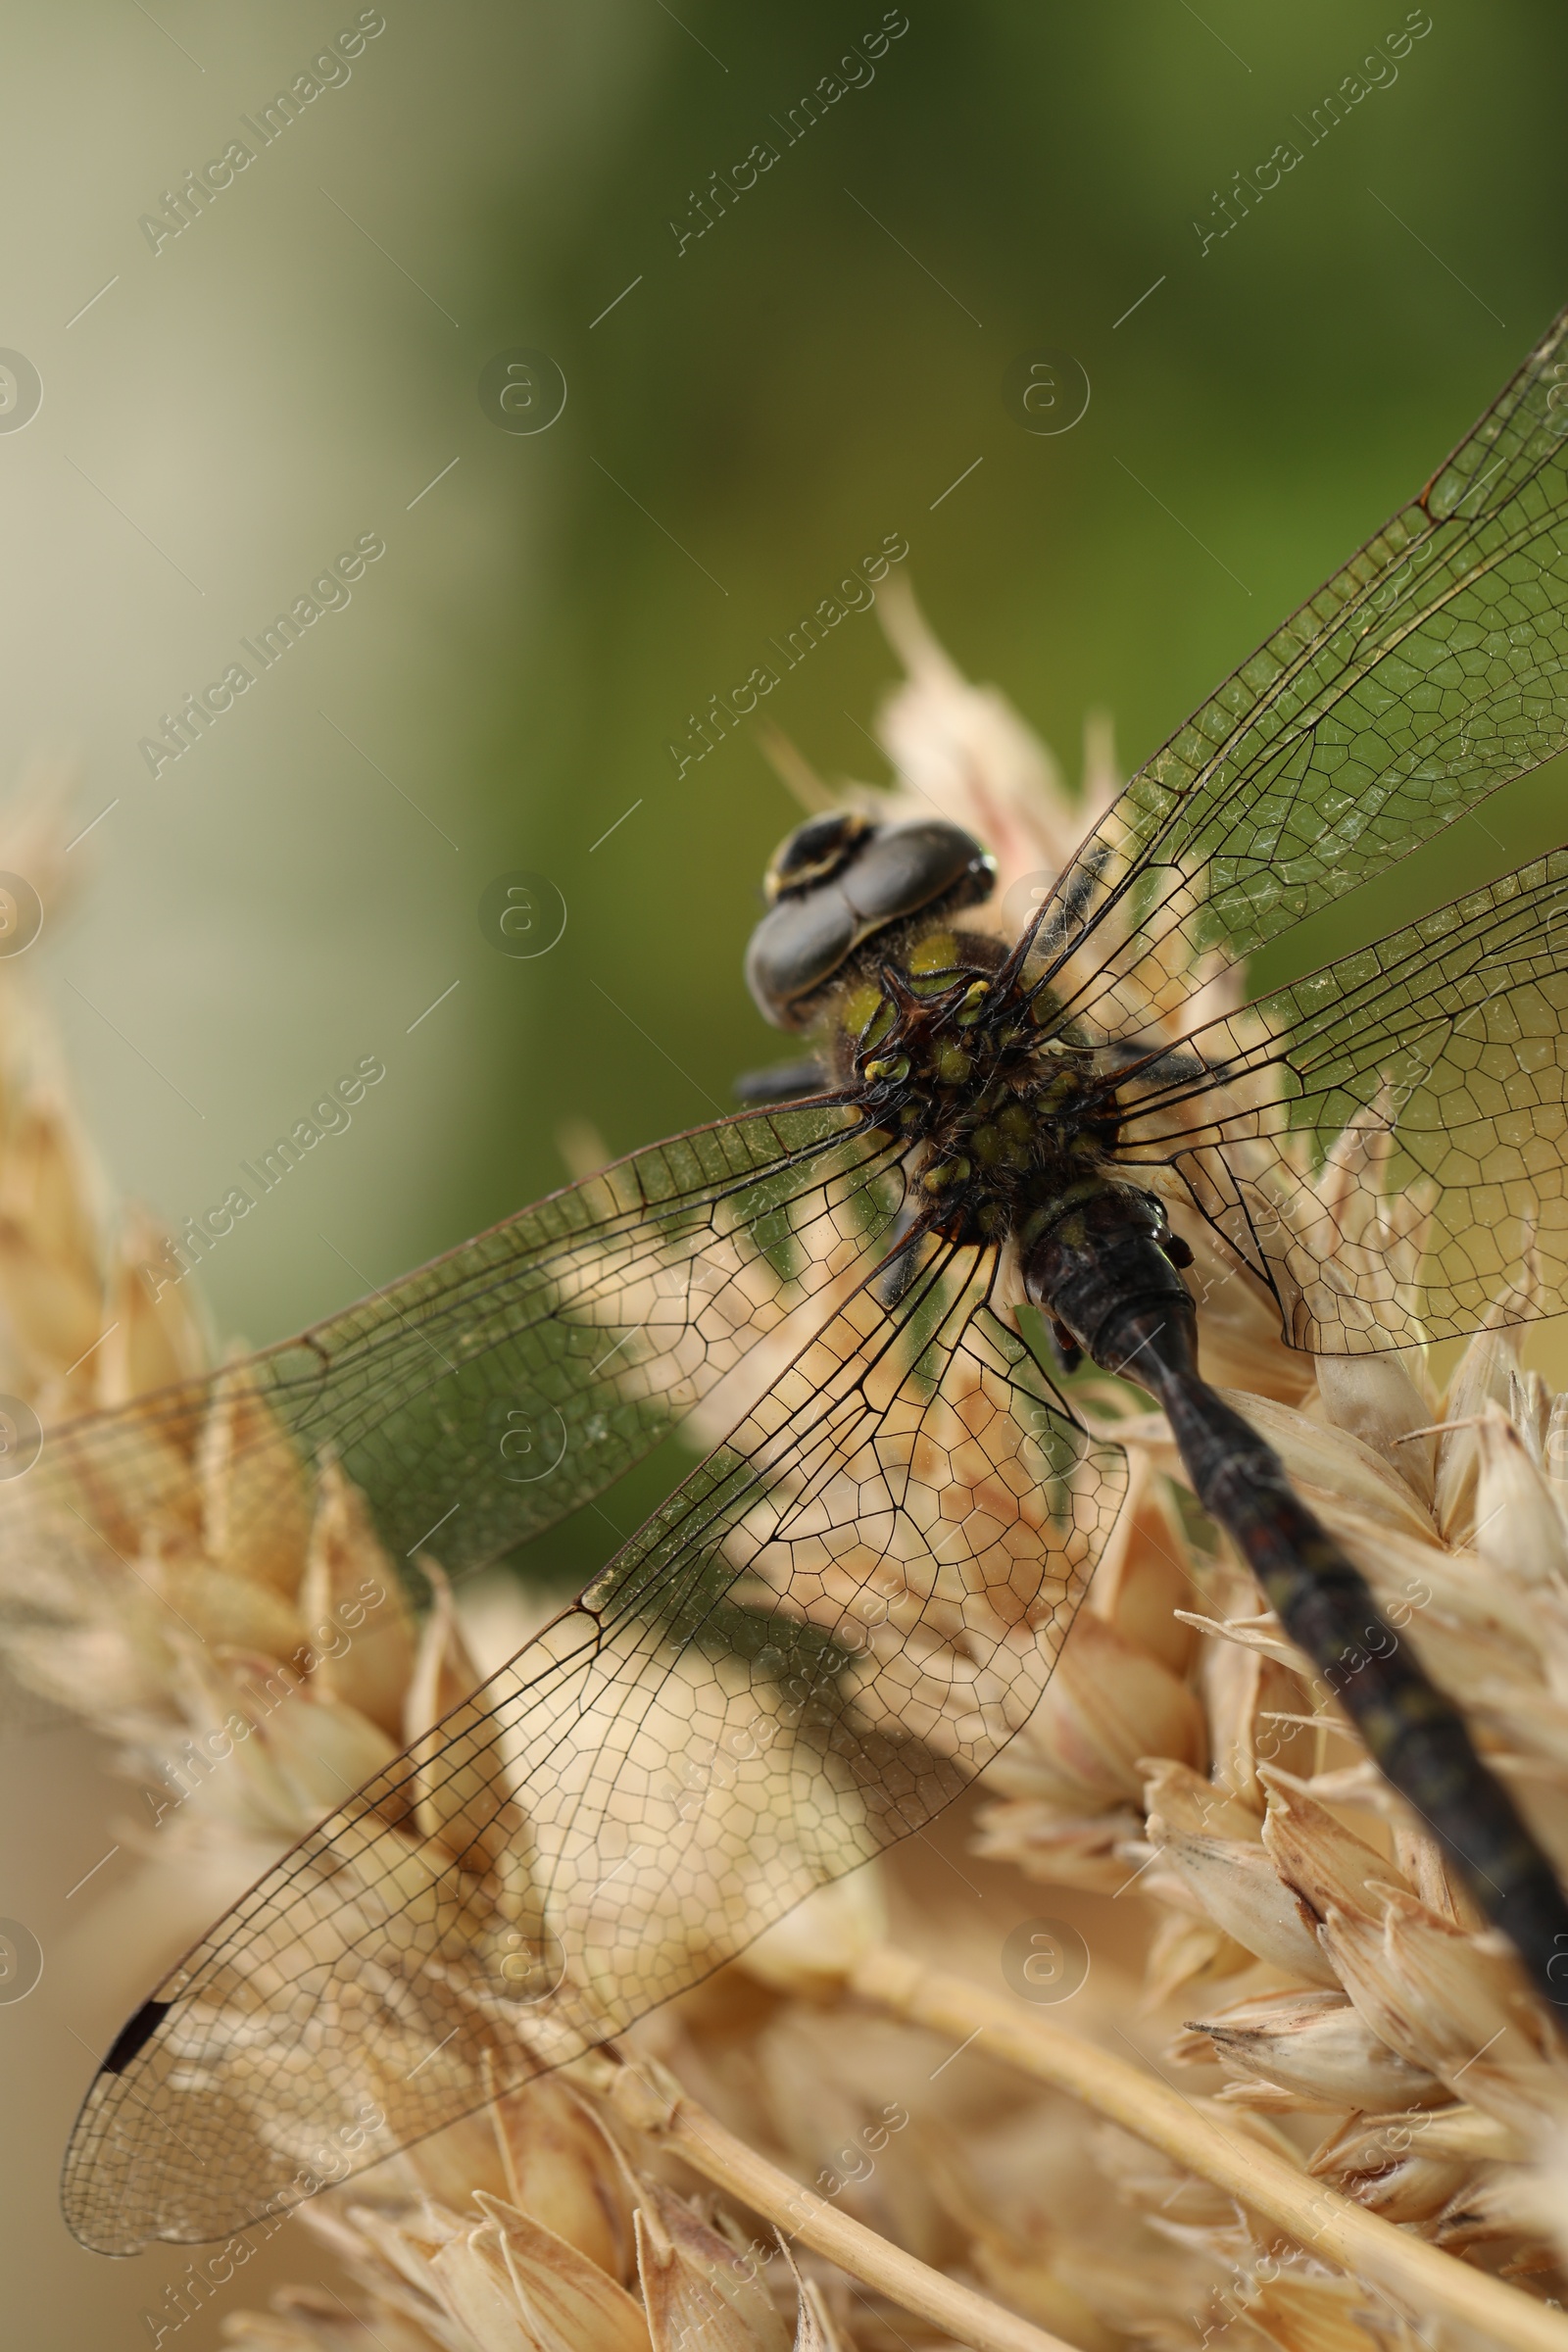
xmin=59 ymin=1235 xmax=1123 ymax=2252
xmin=58 ymin=298 xmax=1568 ymax=2259
xmin=2 ymin=1102 xmax=899 ymax=1622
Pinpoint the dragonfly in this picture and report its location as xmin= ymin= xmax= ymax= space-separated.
xmin=51 ymin=301 xmax=1568 ymax=2255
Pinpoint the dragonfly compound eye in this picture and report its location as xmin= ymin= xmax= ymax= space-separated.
xmin=762 ymin=810 xmax=876 ymax=904
xmin=746 ymin=816 xmax=996 ymax=1029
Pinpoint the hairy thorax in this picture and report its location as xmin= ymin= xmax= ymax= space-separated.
xmin=816 ymin=917 xmax=1127 ymax=1250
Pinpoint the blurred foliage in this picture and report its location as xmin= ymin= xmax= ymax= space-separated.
xmin=25 ymin=15 xmax=1568 ymax=2345
xmin=437 ymin=0 xmax=1568 ymax=1590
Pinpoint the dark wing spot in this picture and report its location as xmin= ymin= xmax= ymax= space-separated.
xmin=100 ymin=1998 xmax=172 ymax=2076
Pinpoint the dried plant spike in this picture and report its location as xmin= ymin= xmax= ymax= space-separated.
xmin=298 ymin=1454 xmax=417 ymax=1739
xmin=31 ymin=568 xmax=1568 ymax=2331
xmin=1258 ymin=1771 xmax=1413 ymax=1929
xmin=735 ymin=1865 xmax=887 ymax=1998
xmin=1314 ymin=1352 xmax=1438 ymax=1506
xmin=0 ymin=1089 xmax=102 ymax=1310
xmin=633 ymin=2194 xmax=791 ymax=2352
xmin=1472 ymin=1404 xmax=1568 ymax=1590
xmin=1145 ymin=1818 xmax=1339 ymax=1984
xmin=448 ymin=2194 xmax=653 ymax=2352
xmin=607 ymin=2061 xmax=1072 ymax=2352
xmin=198 ymin=1357 xmax=312 ymax=1596
xmin=1176 ymin=1984 xmax=1447 ymax=2112
xmin=478 ymin=2078 xmax=637 ymax=2279
xmin=97 ymin=1203 xmax=210 ymax=1408
xmin=849 ymin=1945 xmax=1568 ymax=2352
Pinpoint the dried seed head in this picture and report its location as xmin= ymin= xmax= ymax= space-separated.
xmin=1317 ymin=1886 xmax=1568 ymax=2140
xmin=1314 ymin=1352 xmax=1437 ymax=1507
xmin=1472 ymin=1404 xmax=1568 ymax=1591
xmin=298 ymin=1456 xmax=416 ymax=1740
xmin=1433 ymin=1329 xmax=1519 ymax=1543
xmin=634 ymin=2190 xmax=790 ymax=2352
xmin=1176 ymin=1985 xmax=1445 ymax=2112
xmin=438 ymin=2195 xmax=654 ymax=2352
xmin=1145 ymin=1818 xmax=1338 ymax=1985
xmin=98 ymin=1203 xmax=208 ymax=1408
xmin=992 ymin=1612 xmax=1206 ymax=1810
xmin=1258 ymin=1773 xmax=1412 ymax=1931
xmin=737 ymin=1865 xmax=887 ymax=1998
xmin=1141 ymin=1760 xmax=1264 ymax=1843
xmin=23 ymin=608 xmax=1568 ymax=2347
xmin=198 ymin=1360 xmax=312 ymax=1597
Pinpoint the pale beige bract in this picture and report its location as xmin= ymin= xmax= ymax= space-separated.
xmin=8 ymin=602 xmax=1568 ymax=2348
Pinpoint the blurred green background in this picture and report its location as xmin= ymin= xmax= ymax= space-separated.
xmin=4 ymin=1 xmax=1568 ymax=2341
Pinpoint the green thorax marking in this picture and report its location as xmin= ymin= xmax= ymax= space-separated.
xmin=816 ymin=919 xmax=1124 ymax=1247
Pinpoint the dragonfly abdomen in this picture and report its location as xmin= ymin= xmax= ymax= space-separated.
xmin=1028 ymin=1183 xmax=1568 ymax=2013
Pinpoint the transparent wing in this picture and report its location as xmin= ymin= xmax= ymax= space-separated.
xmin=1029 ymin=304 xmax=1568 ymax=1040
xmin=1114 ymin=848 xmax=1568 ymax=1350
xmin=61 ymin=1237 xmax=1124 ymax=2251
xmin=7 ymin=1100 xmax=901 ymax=1589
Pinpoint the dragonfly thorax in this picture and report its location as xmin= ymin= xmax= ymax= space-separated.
xmin=827 ymin=919 xmax=1125 ymax=1249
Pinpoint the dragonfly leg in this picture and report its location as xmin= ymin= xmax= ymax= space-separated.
xmin=1026 ymin=1185 xmax=1568 ymax=2016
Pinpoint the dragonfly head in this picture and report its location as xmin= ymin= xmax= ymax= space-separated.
xmin=745 ymin=814 xmax=997 ymax=1031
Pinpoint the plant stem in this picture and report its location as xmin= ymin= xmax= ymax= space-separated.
xmin=608 ymin=2058 xmax=1075 ymax=2352
xmin=850 ymin=1944 xmax=1568 ymax=2352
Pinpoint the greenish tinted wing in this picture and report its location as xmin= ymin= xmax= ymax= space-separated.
xmin=1033 ymin=305 xmax=1568 ymax=1040
xmin=11 ymin=1101 xmax=902 ymax=1587
xmin=1116 ymin=849 xmax=1568 ymax=1351
xmin=60 ymin=1237 xmax=1124 ymax=2252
